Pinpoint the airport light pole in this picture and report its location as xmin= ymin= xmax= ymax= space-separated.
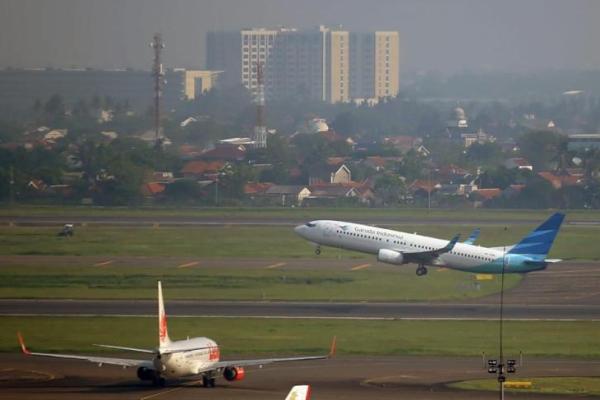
xmin=486 ymin=227 xmax=517 ymax=400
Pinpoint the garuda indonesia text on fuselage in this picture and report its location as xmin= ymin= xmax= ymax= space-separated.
xmin=294 ymin=213 xmax=565 ymax=276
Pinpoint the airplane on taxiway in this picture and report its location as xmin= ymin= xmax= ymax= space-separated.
xmin=294 ymin=212 xmax=565 ymax=276
xmin=18 ymin=282 xmax=336 ymax=388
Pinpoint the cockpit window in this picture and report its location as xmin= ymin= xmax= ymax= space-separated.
xmin=305 ymin=222 xmax=317 ymax=228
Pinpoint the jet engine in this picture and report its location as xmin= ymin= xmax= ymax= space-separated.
xmin=377 ymin=249 xmax=405 ymax=265
xmin=223 ymin=366 xmax=245 ymax=381
xmin=137 ymin=367 xmax=156 ymax=381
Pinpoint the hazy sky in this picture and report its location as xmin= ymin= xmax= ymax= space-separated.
xmin=1 ymin=0 xmax=599 ymax=74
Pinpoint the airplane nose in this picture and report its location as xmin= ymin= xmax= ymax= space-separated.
xmin=294 ymin=225 xmax=305 ymax=236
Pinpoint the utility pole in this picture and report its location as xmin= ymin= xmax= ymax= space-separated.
xmin=150 ymin=33 xmax=165 ymax=146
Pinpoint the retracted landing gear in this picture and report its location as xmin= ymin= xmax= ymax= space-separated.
xmin=315 ymin=246 xmax=321 ymax=255
xmin=416 ymin=264 xmax=428 ymax=276
xmin=202 ymin=375 xmax=216 ymax=388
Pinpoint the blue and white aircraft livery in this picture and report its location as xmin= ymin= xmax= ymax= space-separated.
xmin=18 ymin=282 xmax=335 ymax=388
xmin=294 ymin=213 xmax=565 ymax=276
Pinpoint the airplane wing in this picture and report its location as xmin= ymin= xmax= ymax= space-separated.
xmin=198 ymin=337 xmax=336 ymax=374
xmin=400 ymin=234 xmax=460 ymax=264
xmin=18 ymin=332 xmax=153 ymax=369
xmin=285 ymin=385 xmax=311 ymax=400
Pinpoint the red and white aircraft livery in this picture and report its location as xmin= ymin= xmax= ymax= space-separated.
xmin=18 ymin=281 xmax=335 ymax=388
xmin=285 ymin=385 xmax=311 ymax=400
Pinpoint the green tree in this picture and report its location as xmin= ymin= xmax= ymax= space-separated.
xmin=374 ymin=174 xmax=407 ymax=206
xmin=465 ymin=142 xmax=503 ymax=166
xmin=517 ymin=131 xmax=563 ymax=171
xmin=43 ymin=94 xmax=66 ymax=125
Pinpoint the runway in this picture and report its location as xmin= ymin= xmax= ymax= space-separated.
xmin=1 ymin=298 xmax=599 ymax=321
xmin=1 ymin=354 xmax=599 ymax=400
xmin=1 ymin=262 xmax=599 ymax=320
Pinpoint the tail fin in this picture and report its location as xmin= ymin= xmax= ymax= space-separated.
xmin=508 ymin=213 xmax=565 ymax=258
xmin=285 ymin=385 xmax=311 ymax=400
xmin=158 ymin=281 xmax=170 ymax=347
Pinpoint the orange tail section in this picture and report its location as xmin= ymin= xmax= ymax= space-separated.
xmin=328 ymin=336 xmax=337 ymax=358
xmin=17 ymin=332 xmax=31 ymax=355
xmin=158 ymin=281 xmax=170 ymax=347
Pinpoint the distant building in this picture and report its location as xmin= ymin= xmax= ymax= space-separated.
xmin=0 ymin=67 xmax=217 ymax=111
xmin=567 ymin=134 xmax=600 ymax=151
xmin=181 ymin=70 xmax=222 ymax=100
xmin=206 ymin=26 xmax=399 ymax=103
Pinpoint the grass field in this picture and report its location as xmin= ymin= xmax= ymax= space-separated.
xmin=0 ymin=265 xmax=519 ymax=300
xmin=0 ymin=223 xmax=595 ymax=259
xmin=2 ymin=205 xmax=600 ymax=221
xmin=3 ymin=317 xmax=599 ymax=358
xmin=450 ymin=377 xmax=600 ymax=396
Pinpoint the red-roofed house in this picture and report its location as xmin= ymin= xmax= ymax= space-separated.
xmin=244 ymin=182 xmax=274 ymax=195
xmin=538 ymin=172 xmax=582 ymax=189
xmin=141 ymin=182 xmax=166 ymax=198
xmin=181 ymin=160 xmax=227 ymax=179
xmin=504 ymin=157 xmax=533 ymax=171
xmin=200 ymin=144 xmax=246 ymax=161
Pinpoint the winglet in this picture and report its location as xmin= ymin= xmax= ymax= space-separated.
xmin=464 ymin=228 xmax=480 ymax=245
xmin=444 ymin=234 xmax=460 ymax=252
xmin=17 ymin=332 xmax=31 ymax=355
xmin=328 ymin=336 xmax=337 ymax=358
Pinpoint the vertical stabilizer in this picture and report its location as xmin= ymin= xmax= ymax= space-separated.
xmin=508 ymin=212 xmax=565 ymax=258
xmin=285 ymin=385 xmax=311 ymax=400
xmin=158 ymin=281 xmax=170 ymax=347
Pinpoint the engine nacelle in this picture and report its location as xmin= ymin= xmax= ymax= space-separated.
xmin=377 ymin=249 xmax=405 ymax=265
xmin=223 ymin=366 xmax=245 ymax=381
xmin=137 ymin=367 xmax=156 ymax=381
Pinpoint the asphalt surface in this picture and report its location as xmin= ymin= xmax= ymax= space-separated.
xmin=1 ymin=354 xmax=599 ymax=400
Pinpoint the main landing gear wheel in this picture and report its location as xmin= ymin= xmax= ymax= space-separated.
xmin=202 ymin=376 xmax=216 ymax=388
xmin=315 ymin=247 xmax=321 ymax=255
xmin=416 ymin=265 xmax=428 ymax=276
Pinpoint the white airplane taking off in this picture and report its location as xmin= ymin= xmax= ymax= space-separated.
xmin=294 ymin=213 xmax=565 ymax=276
xmin=18 ymin=282 xmax=335 ymax=388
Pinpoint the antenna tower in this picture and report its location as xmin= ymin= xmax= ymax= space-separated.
xmin=150 ymin=33 xmax=165 ymax=144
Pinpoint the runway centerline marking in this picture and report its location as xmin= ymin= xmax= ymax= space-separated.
xmin=265 ymin=262 xmax=286 ymax=269
xmin=177 ymin=261 xmax=199 ymax=269
xmin=351 ymin=263 xmax=371 ymax=271
xmin=94 ymin=260 xmax=113 ymax=267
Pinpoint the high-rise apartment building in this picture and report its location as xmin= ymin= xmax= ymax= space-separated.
xmin=206 ymin=26 xmax=399 ymax=103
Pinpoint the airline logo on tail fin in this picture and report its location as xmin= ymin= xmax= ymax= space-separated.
xmin=158 ymin=281 xmax=170 ymax=346
xmin=508 ymin=212 xmax=565 ymax=258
